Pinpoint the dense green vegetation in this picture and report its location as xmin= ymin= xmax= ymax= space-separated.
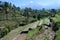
xmin=26 ymin=27 xmax=39 ymax=39
xmin=0 ymin=1 xmax=37 ymax=38
xmin=52 ymin=13 xmax=60 ymax=40
xmin=0 ymin=1 xmax=60 ymax=40
xmin=0 ymin=1 xmax=51 ymax=38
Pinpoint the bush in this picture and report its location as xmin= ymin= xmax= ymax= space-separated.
xmin=19 ymin=23 xmax=26 ymax=26
xmin=52 ymin=22 xmax=59 ymax=32
xmin=30 ymin=20 xmax=37 ymax=23
xmin=0 ymin=28 xmax=8 ymax=38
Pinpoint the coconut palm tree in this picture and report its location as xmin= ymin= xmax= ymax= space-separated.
xmin=51 ymin=9 xmax=56 ymax=17
xmin=4 ymin=2 xmax=9 ymax=20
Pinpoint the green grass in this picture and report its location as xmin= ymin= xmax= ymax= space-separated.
xmin=52 ymin=13 xmax=60 ymax=40
xmin=55 ymin=29 xmax=60 ymax=40
xmin=53 ymin=13 xmax=60 ymax=22
xmin=0 ymin=21 xmax=17 ymax=29
xmin=26 ymin=18 xmax=48 ymax=40
xmin=26 ymin=27 xmax=39 ymax=39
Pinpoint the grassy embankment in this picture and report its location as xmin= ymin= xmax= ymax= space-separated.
xmin=52 ymin=13 xmax=60 ymax=40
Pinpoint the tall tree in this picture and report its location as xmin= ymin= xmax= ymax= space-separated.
xmin=16 ymin=7 xmax=20 ymax=11
xmin=50 ymin=9 xmax=56 ymax=17
xmin=24 ymin=8 xmax=29 ymax=24
xmin=4 ymin=2 xmax=9 ymax=20
xmin=37 ymin=14 xmax=41 ymax=20
xmin=12 ymin=4 xmax=16 ymax=20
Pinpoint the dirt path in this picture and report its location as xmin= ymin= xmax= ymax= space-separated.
xmin=12 ymin=21 xmax=40 ymax=40
xmin=13 ymin=34 xmax=27 ymax=40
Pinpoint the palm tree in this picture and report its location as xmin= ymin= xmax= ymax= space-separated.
xmin=51 ymin=9 xmax=56 ymax=17
xmin=12 ymin=4 xmax=17 ymax=20
xmin=4 ymin=2 xmax=9 ymax=20
xmin=37 ymin=14 xmax=41 ymax=20
xmin=24 ymin=8 xmax=29 ymax=24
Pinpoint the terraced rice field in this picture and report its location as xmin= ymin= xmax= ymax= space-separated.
xmin=0 ymin=21 xmax=39 ymax=40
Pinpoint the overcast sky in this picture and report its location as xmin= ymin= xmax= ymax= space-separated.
xmin=1 ymin=0 xmax=60 ymax=9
